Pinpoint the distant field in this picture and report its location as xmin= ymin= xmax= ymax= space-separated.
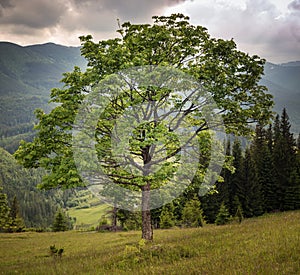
xmin=67 ymin=203 xmax=110 ymax=229
xmin=0 ymin=211 xmax=299 ymax=274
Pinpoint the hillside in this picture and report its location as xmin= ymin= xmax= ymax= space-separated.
xmin=0 ymin=146 xmax=107 ymax=228
xmin=261 ymin=61 xmax=300 ymax=132
xmin=0 ymin=211 xmax=299 ymax=274
xmin=0 ymin=147 xmax=59 ymax=227
xmin=0 ymin=42 xmax=86 ymax=152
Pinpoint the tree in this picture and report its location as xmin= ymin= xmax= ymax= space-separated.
xmin=241 ymin=148 xmax=264 ymax=217
xmin=228 ymin=139 xmax=244 ymax=215
xmin=232 ymin=195 xmax=244 ymax=223
xmin=181 ymin=196 xmax=204 ymax=227
xmin=14 ymin=14 xmax=273 ymax=240
xmin=215 ymin=202 xmax=231 ymax=225
xmin=273 ymin=109 xmax=297 ymax=210
xmin=251 ymin=124 xmax=276 ymax=212
xmin=9 ymin=195 xmax=25 ymax=232
xmin=0 ymin=187 xmax=11 ymax=232
xmin=159 ymin=202 xmax=176 ymax=229
xmin=52 ymin=209 xmax=68 ymax=232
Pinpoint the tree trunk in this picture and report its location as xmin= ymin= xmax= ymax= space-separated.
xmin=111 ymin=205 xmax=117 ymax=232
xmin=141 ymin=183 xmax=153 ymax=241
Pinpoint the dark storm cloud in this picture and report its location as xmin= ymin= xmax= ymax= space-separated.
xmin=70 ymin=0 xmax=188 ymax=22
xmin=0 ymin=0 xmax=14 ymax=8
xmin=0 ymin=0 xmax=66 ymax=28
xmin=0 ymin=0 xmax=189 ymax=41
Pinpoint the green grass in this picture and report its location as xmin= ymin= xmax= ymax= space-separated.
xmin=67 ymin=203 xmax=110 ymax=229
xmin=1 ymin=211 xmax=299 ymax=274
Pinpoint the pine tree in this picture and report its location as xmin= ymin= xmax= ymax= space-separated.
xmin=273 ymin=109 xmax=297 ymax=210
xmin=232 ymin=195 xmax=244 ymax=223
xmin=9 ymin=195 xmax=25 ymax=232
xmin=181 ymin=196 xmax=205 ymax=227
xmin=0 ymin=187 xmax=11 ymax=232
xmin=52 ymin=209 xmax=68 ymax=232
xmin=159 ymin=202 xmax=176 ymax=229
xmin=251 ymin=124 xmax=275 ymax=212
xmin=243 ymin=148 xmax=264 ymax=217
xmin=215 ymin=202 xmax=231 ymax=225
xmin=229 ymin=139 xmax=244 ymax=215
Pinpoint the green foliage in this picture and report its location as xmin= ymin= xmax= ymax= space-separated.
xmin=0 ymin=187 xmax=11 ymax=232
xmin=181 ymin=196 xmax=204 ymax=227
xmin=50 ymin=245 xmax=64 ymax=257
xmin=159 ymin=202 xmax=175 ymax=229
xmin=233 ymin=196 xmax=244 ymax=223
xmin=215 ymin=202 xmax=231 ymax=225
xmin=52 ymin=209 xmax=70 ymax=232
xmin=0 ymin=147 xmax=67 ymax=228
xmin=9 ymin=196 xmax=25 ymax=232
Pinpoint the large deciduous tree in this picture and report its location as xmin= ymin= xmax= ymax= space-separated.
xmin=14 ymin=14 xmax=273 ymax=240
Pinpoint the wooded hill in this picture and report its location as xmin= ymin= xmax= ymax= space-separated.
xmin=0 ymin=42 xmax=86 ymax=152
xmin=0 ymin=147 xmax=100 ymax=228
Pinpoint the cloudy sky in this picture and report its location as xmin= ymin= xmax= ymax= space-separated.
xmin=0 ymin=0 xmax=299 ymax=63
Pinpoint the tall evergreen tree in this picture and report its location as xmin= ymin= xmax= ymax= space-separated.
xmin=52 ymin=209 xmax=68 ymax=232
xmin=229 ymin=139 xmax=244 ymax=215
xmin=242 ymin=148 xmax=264 ymax=217
xmin=182 ymin=196 xmax=205 ymax=227
xmin=159 ymin=202 xmax=176 ymax=229
xmin=251 ymin=124 xmax=276 ymax=212
xmin=9 ymin=195 xmax=25 ymax=232
xmin=273 ymin=109 xmax=297 ymax=210
xmin=0 ymin=187 xmax=11 ymax=232
xmin=215 ymin=202 xmax=231 ymax=225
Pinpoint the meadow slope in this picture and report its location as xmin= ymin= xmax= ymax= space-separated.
xmin=0 ymin=210 xmax=299 ymax=274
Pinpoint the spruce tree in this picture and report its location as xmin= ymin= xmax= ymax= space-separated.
xmin=229 ymin=139 xmax=244 ymax=215
xmin=10 ymin=195 xmax=25 ymax=232
xmin=159 ymin=202 xmax=176 ymax=229
xmin=234 ymin=196 xmax=244 ymax=224
xmin=251 ymin=124 xmax=275 ymax=212
xmin=273 ymin=109 xmax=297 ymax=210
xmin=182 ymin=196 xmax=205 ymax=227
xmin=244 ymin=148 xmax=264 ymax=217
xmin=0 ymin=187 xmax=11 ymax=232
xmin=215 ymin=202 xmax=231 ymax=225
xmin=52 ymin=209 xmax=68 ymax=232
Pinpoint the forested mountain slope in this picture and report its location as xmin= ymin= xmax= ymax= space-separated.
xmin=0 ymin=42 xmax=86 ymax=152
xmin=0 ymin=147 xmax=62 ymax=227
xmin=261 ymin=61 xmax=300 ymax=133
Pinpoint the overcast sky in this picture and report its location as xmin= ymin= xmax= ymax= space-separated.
xmin=0 ymin=0 xmax=299 ymax=63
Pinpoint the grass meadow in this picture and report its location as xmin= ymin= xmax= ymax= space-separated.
xmin=67 ymin=203 xmax=109 ymax=230
xmin=0 ymin=210 xmax=299 ymax=274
